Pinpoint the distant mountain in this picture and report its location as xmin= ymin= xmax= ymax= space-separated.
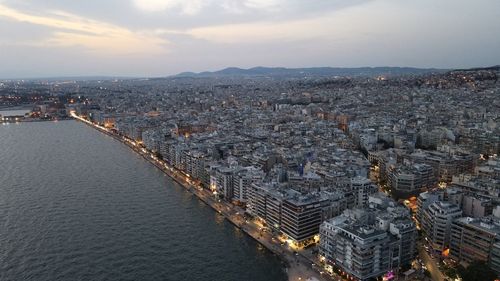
xmin=175 ymin=66 xmax=447 ymax=78
xmin=452 ymin=65 xmax=500 ymax=72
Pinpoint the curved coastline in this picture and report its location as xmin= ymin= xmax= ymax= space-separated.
xmin=70 ymin=114 xmax=328 ymax=281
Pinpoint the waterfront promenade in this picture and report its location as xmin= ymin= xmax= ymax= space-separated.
xmin=70 ymin=112 xmax=335 ymax=281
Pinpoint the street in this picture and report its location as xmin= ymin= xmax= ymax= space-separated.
xmin=418 ymin=244 xmax=445 ymax=281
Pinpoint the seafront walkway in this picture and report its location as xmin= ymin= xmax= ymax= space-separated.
xmin=70 ymin=112 xmax=338 ymax=281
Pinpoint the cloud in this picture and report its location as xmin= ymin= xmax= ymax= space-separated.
xmin=243 ymin=0 xmax=283 ymax=10
xmin=187 ymin=11 xmax=345 ymax=44
xmin=132 ymin=0 xmax=205 ymax=15
xmin=132 ymin=0 xmax=285 ymax=15
xmin=0 ymin=3 xmax=168 ymax=55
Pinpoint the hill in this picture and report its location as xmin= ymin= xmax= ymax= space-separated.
xmin=175 ymin=66 xmax=446 ymax=78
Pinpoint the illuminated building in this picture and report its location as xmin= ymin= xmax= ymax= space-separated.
xmin=319 ymin=193 xmax=416 ymax=281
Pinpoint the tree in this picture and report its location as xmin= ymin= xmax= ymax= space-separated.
xmin=458 ymin=261 xmax=498 ymax=281
xmin=443 ymin=266 xmax=458 ymax=279
xmin=154 ymin=151 xmax=163 ymax=160
xmin=400 ymin=263 xmax=412 ymax=272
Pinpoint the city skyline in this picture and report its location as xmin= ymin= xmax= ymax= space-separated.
xmin=2 ymin=65 xmax=498 ymax=281
xmin=1 ymin=0 xmax=500 ymax=78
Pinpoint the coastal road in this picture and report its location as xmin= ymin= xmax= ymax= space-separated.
xmin=72 ymin=113 xmax=335 ymax=281
xmin=190 ymin=187 xmax=332 ymax=280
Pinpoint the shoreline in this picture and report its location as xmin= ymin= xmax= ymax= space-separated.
xmin=1 ymin=117 xmax=72 ymax=124
xmin=71 ymin=115 xmax=331 ymax=281
xmin=0 ymin=104 xmax=33 ymax=110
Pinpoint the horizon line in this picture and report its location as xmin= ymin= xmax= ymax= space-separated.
xmin=2 ymin=64 xmax=499 ymax=81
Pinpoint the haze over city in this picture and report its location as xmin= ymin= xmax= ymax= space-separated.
xmin=1 ymin=0 xmax=500 ymax=78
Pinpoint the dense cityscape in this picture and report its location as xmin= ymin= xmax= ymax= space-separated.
xmin=1 ymin=66 xmax=499 ymax=281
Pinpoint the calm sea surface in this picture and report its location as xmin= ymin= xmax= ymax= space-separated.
xmin=0 ymin=120 xmax=287 ymax=281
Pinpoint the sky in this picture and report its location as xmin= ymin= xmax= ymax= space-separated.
xmin=0 ymin=0 xmax=499 ymax=78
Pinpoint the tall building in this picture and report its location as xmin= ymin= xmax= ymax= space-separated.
xmin=491 ymin=242 xmax=500 ymax=276
xmin=388 ymin=163 xmax=435 ymax=199
xmin=211 ymin=166 xmax=236 ymax=200
xmin=142 ymin=128 xmax=162 ymax=152
xmin=421 ymin=201 xmax=462 ymax=253
xmin=281 ymin=194 xmax=325 ymax=244
xmin=247 ymin=183 xmax=345 ymax=245
xmin=184 ymin=149 xmax=208 ymax=181
xmin=321 ymin=216 xmax=391 ymax=281
xmin=450 ymin=217 xmax=500 ymax=274
xmin=319 ymin=194 xmax=416 ymax=281
xmin=232 ymin=166 xmax=264 ymax=203
xmin=416 ymin=190 xmax=444 ymax=228
xmin=411 ymin=150 xmax=475 ymax=183
xmin=346 ymin=176 xmax=378 ymax=208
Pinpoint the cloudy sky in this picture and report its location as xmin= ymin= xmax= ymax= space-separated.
xmin=0 ymin=0 xmax=499 ymax=78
